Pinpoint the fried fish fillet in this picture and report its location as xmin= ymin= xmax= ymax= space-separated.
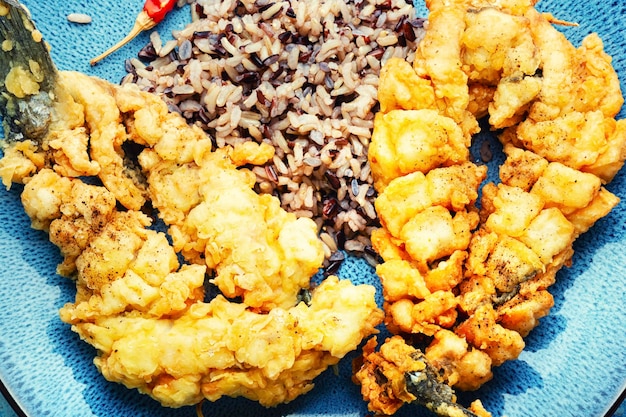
xmin=354 ymin=0 xmax=626 ymax=415
xmin=1 ymin=69 xmax=383 ymax=407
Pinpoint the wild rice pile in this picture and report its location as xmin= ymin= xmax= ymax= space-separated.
xmin=122 ymin=0 xmax=424 ymax=270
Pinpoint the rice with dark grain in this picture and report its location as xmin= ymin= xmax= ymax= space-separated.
xmin=123 ymin=0 xmax=424 ymax=269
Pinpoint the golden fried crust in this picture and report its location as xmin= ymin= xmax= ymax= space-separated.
xmin=387 ymin=291 xmax=458 ymax=335
xmin=7 ymin=69 xmax=385 ymax=409
xmin=377 ymin=260 xmax=431 ymax=303
xmin=425 ymin=330 xmax=493 ymax=391
xmin=60 ymin=72 xmax=148 ymax=210
xmin=455 ymin=304 xmax=525 ymax=366
xmin=462 ymin=8 xmax=539 ymax=86
xmin=467 ymin=83 xmax=496 ymax=119
xmin=374 ymin=162 xmax=485 ymax=239
xmin=414 ymin=0 xmax=469 ymax=121
xmin=108 ymin=82 xmax=325 ymax=312
xmin=20 ymin=167 xmax=383 ymax=409
xmin=369 ymin=109 xmax=469 ymax=191
xmin=497 ymin=289 xmax=554 ymax=337
xmin=499 ymin=142 xmax=549 ymax=190
xmin=377 ymin=57 xmax=436 ymax=114
xmin=355 ymin=334 xmax=495 ymax=414
xmin=72 ymin=276 xmax=382 ymax=408
xmin=359 ymin=0 xmax=626 ymax=406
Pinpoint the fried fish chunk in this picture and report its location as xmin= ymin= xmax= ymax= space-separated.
xmin=20 ymin=166 xmax=383 ymax=409
xmin=369 ymin=109 xmax=470 ymax=191
xmin=2 ymin=64 xmax=382 ymax=408
xmin=355 ymin=0 xmax=625 ymax=415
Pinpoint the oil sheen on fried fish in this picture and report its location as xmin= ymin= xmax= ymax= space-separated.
xmin=0 ymin=0 xmax=57 ymax=142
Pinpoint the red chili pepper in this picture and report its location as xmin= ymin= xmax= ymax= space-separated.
xmin=143 ymin=0 xmax=177 ymax=24
xmin=90 ymin=0 xmax=177 ymax=65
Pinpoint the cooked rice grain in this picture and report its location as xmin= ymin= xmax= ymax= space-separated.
xmin=123 ymin=0 xmax=424 ymax=267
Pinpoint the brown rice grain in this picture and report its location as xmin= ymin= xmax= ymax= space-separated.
xmin=124 ymin=0 xmax=424 ymax=265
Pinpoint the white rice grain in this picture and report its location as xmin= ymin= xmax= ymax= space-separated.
xmin=67 ymin=13 xmax=92 ymax=24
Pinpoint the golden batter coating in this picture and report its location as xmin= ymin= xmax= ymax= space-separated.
xmin=1 ymin=70 xmax=383 ymax=408
xmin=354 ymin=0 xmax=625 ymax=415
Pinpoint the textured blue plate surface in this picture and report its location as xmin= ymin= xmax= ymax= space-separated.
xmin=0 ymin=0 xmax=624 ymax=416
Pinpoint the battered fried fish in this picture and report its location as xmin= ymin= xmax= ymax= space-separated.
xmin=354 ymin=0 xmax=626 ymax=415
xmin=21 ymin=169 xmax=382 ymax=408
xmin=0 ymin=1 xmax=384 ymax=408
xmin=3 ymin=73 xmax=384 ymax=407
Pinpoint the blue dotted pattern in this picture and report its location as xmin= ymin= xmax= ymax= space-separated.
xmin=0 ymin=0 xmax=624 ymax=416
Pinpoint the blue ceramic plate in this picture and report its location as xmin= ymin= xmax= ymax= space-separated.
xmin=0 ymin=0 xmax=624 ymax=416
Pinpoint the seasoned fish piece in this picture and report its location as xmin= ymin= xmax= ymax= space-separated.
xmin=369 ymin=109 xmax=470 ymax=191
xmin=18 ymin=167 xmax=384 ymax=408
xmin=355 ymin=0 xmax=625 ymax=415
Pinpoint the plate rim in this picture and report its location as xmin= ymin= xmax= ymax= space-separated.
xmin=0 ymin=376 xmax=29 ymax=417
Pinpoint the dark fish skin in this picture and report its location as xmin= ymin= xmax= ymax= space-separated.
xmin=0 ymin=0 xmax=57 ymax=142
xmin=405 ymin=350 xmax=480 ymax=417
